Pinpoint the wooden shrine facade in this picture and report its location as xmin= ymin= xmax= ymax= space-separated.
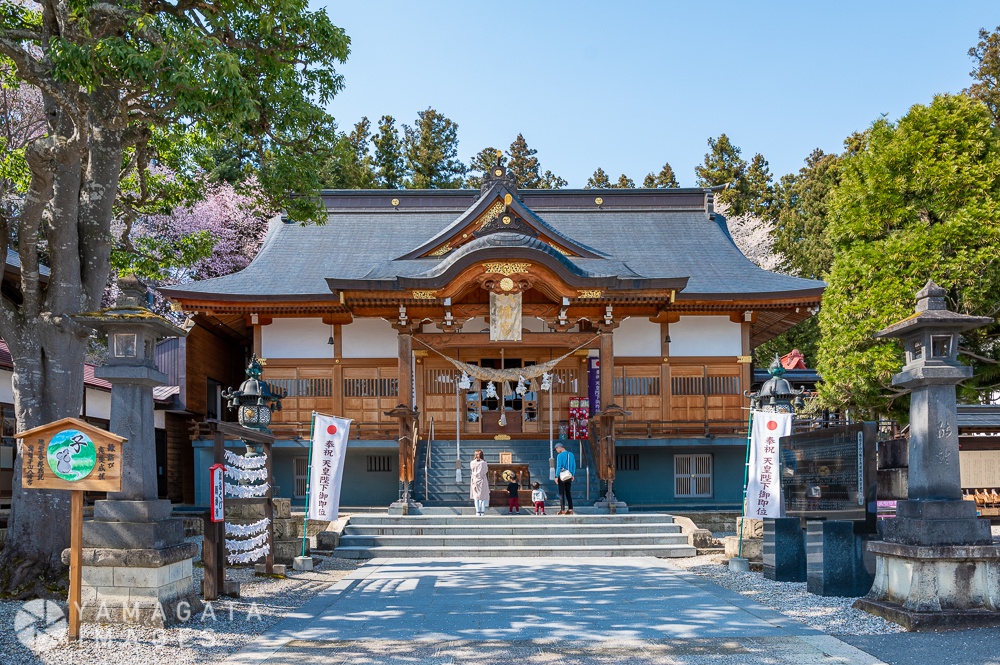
xmin=163 ymin=158 xmax=825 ymax=447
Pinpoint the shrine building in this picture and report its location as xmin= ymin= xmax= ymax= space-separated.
xmin=161 ymin=161 xmax=824 ymax=510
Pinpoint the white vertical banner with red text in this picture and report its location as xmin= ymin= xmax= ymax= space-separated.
xmin=307 ymin=414 xmax=352 ymax=521
xmin=745 ymin=411 xmax=792 ymax=518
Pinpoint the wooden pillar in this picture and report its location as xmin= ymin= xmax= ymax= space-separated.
xmin=599 ymin=331 xmax=613 ymax=411
xmin=332 ymin=324 xmax=344 ymax=416
xmin=397 ymin=331 xmax=415 ymax=488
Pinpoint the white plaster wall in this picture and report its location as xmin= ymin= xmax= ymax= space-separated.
xmin=462 ymin=317 xmax=489 ymax=333
xmin=155 ymin=410 xmax=165 ymax=428
xmin=85 ymin=389 xmax=111 ymax=420
xmin=341 ymin=318 xmax=398 ymax=358
xmin=670 ymin=316 xmax=743 ymax=357
xmin=0 ymin=369 xmax=14 ymax=405
xmin=614 ymin=317 xmax=661 ymax=357
xmin=522 ymin=317 xmax=547 ymax=333
xmin=261 ymin=318 xmax=333 ymax=359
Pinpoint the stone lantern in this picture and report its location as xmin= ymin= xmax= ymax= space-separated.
xmin=856 ymin=280 xmax=1000 ymax=630
xmin=222 ymin=354 xmax=284 ymax=451
xmin=69 ymin=274 xmax=200 ymax=627
xmin=747 ymin=355 xmax=805 ymax=414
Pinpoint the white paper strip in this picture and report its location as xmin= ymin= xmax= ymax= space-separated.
xmin=225 ymin=481 xmax=271 ymax=498
xmin=224 ymin=450 xmax=268 ymax=469
xmin=225 ymin=517 xmax=270 ymax=538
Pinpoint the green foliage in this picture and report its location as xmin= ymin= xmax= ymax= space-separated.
xmin=818 ymin=94 xmax=1000 ymax=416
xmin=773 ymin=149 xmax=842 ymax=279
xmin=373 ymin=115 xmax=405 ymax=189
xmin=966 ymin=25 xmax=1000 ymax=123
xmin=404 ymin=108 xmax=466 ymax=188
xmin=742 ymin=154 xmax=775 ymax=219
xmin=111 ymin=231 xmax=215 ymax=281
xmin=585 ymin=167 xmax=611 ymax=189
xmin=318 ymin=118 xmax=376 ymax=189
xmin=695 ymin=134 xmax=747 ymax=212
xmin=507 ymin=134 xmax=541 ymax=189
xmin=538 ymin=170 xmax=568 ymax=189
xmin=612 ymin=174 xmax=635 ymax=188
xmin=643 ymin=162 xmax=679 ymax=188
xmin=465 ymin=146 xmax=499 ymax=189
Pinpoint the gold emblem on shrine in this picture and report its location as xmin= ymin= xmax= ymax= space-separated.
xmin=411 ymin=291 xmax=437 ymax=300
xmin=499 ymin=278 xmax=515 ymax=292
xmin=577 ymin=290 xmax=603 ymax=299
xmin=504 ymin=193 xmax=513 ymax=206
xmin=483 ymin=262 xmax=531 ymax=276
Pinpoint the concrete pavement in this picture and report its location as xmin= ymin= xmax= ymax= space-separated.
xmin=222 ymin=557 xmax=886 ymax=664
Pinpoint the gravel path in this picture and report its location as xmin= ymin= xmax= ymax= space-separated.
xmin=1 ymin=554 xmax=360 ymax=665
xmin=669 ymin=553 xmax=906 ymax=636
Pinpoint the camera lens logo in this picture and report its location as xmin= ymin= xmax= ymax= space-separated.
xmin=14 ymin=599 xmax=66 ymax=652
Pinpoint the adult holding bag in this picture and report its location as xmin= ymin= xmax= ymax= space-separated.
xmin=554 ymin=442 xmax=576 ymax=515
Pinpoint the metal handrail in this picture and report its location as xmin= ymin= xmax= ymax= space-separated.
xmin=425 ymin=418 xmax=433 ymax=502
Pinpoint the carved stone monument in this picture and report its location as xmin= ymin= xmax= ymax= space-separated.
xmin=855 ymin=281 xmax=1000 ymax=630
xmin=67 ymin=276 xmax=200 ymax=626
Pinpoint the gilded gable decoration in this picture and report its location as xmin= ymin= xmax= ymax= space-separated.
xmin=482 ymin=262 xmax=531 ymax=277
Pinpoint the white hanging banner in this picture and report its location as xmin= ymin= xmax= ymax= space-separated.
xmin=307 ymin=414 xmax=352 ymax=521
xmin=746 ymin=411 xmax=792 ymax=518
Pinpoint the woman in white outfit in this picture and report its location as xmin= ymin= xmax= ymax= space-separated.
xmin=470 ymin=449 xmax=489 ymax=516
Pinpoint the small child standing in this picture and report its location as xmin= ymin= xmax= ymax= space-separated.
xmin=507 ymin=477 xmax=520 ymax=514
xmin=531 ymin=482 xmax=547 ymax=515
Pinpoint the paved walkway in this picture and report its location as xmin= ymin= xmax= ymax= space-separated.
xmin=223 ymin=558 xmax=886 ymax=664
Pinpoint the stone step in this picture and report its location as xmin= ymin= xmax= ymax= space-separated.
xmin=345 ymin=523 xmax=682 ymax=536
xmin=340 ymin=533 xmax=689 ymax=548
xmin=332 ymin=543 xmax=696 ymax=559
xmin=347 ymin=514 xmax=674 ymax=526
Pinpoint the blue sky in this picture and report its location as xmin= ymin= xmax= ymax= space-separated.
xmin=321 ymin=2 xmax=1000 ymax=188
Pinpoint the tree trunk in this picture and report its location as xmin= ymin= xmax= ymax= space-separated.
xmin=0 ymin=325 xmax=87 ymax=598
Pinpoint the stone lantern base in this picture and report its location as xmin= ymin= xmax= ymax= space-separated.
xmin=63 ymin=499 xmax=201 ymax=627
xmin=855 ymin=541 xmax=1000 ymax=631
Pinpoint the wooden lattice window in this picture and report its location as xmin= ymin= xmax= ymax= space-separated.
xmin=344 ymin=378 xmax=399 ymax=398
xmin=613 ymin=376 xmax=660 ymax=396
xmin=671 ymin=375 xmax=740 ymax=396
xmin=367 ymin=455 xmax=393 ymax=472
xmin=551 ymin=368 xmax=579 ymax=394
xmin=294 ymin=457 xmax=308 ymax=498
xmin=269 ymin=378 xmax=333 ymax=398
xmin=675 ymin=454 xmax=713 ymax=498
xmin=425 ymin=369 xmax=461 ymax=394
xmin=616 ymin=453 xmax=639 ymax=471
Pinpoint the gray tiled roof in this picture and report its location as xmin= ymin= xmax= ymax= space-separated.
xmin=161 ymin=196 xmax=824 ymax=301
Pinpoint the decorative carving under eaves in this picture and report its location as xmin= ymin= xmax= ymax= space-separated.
xmin=482 ymin=262 xmax=531 ymax=276
xmin=474 ymin=212 xmax=538 ymax=238
xmin=411 ymin=291 xmax=437 ymax=300
xmin=476 ymin=200 xmax=506 ymax=229
xmin=428 ymin=243 xmax=452 ymax=257
xmin=577 ymin=290 xmax=603 ymax=299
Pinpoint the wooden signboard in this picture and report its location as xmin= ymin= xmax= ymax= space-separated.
xmin=18 ymin=417 xmax=127 ymax=642
xmin=19 ymin=417 xmax=125 ymax=493
xmin=960 ymin=450 xmax=1000 ymax=489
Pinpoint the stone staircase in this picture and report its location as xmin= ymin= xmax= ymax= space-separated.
xmin=414 ymin=438 xmax=599 ymax=505
xmin=331 ymin=513 xmax=696 ymax=558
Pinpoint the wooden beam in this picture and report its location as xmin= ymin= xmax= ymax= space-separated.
xmin=415 ymin=332 xmax=600 ymax=349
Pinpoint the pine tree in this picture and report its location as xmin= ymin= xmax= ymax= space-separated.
xmin=965 ymin=26 xmax=1000 ymax=124
xmin=465 ymin=146 xmax=500 ymax=189
xmin=507 ymin=134 xmax=541 ymax=189
xmin=539 ymin=170 xmax=568 ymax=189
xmin=612 ymin=174 xmax=635 ymax=188
xmin=642 ymin=162 xmax=679 ymax=188
xmin=585 ymin=167 xmax=612 ymax=189
xmin=404 ymin=108 xmax=466 ymax=189
xmin=373 ymin=115 xmax=406 ymax=189
xmin=695 ymin=134 xmax=748 ymax=213
xmin=773 ymin=148 xmax=842 ymax=279
xmin=742 ymin=153 xmax=775 ymax=219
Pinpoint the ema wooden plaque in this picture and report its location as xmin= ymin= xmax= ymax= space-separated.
xmin=18 ymin=417 xmax=126 ymax=493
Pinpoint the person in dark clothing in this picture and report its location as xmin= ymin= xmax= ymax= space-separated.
xmin=506 ymin=477 xmax=520 ymax=514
